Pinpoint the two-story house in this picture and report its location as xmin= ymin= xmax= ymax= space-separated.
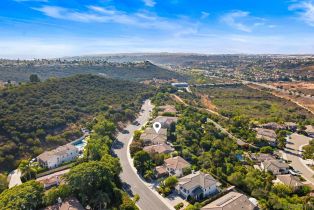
xmin=37 ymin=144 xmax=79 ymax=169
xmin=176 ymin=171 xmax=220 ymax=200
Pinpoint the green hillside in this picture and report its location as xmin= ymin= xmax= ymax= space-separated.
xmin=0 ymin=60 xmax=186 ymax=82
xmin=0 ymin=74 xmax=154 ymax=171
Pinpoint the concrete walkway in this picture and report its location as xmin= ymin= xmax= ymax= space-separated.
xmin=8 ymin=169 xmax=22 ymax=188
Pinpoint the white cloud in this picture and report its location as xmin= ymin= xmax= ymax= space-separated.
xmin=201 ymin=12 xmax=210 ymax=19
xmin=289 ymin=1 xmax=314 ymax=26
xmin=33 ymin=5 xmax=196 ymax=32
xmin=14 ymin=0 xmax=48 ymax=2
xmin=142 ymin=0 xmax=156 ymax=7
xmin=88 ymin=6 xmax=116 ymax=15
xmin=2 ymin=33 xmax=314 ymax=59
xmin=221 ymin=11 xmax=252 ymax=32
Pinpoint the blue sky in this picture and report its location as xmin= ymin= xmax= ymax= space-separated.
xmin=1 ymin=0 xmax=314 ymax=58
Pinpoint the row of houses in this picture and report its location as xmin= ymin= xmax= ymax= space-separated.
xmin=140 ymin=111 xmax=258 ymax=209
xmin=255 ymin=123 xmax=314 ymax=146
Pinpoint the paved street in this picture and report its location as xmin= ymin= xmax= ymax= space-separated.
xmin=112 ymin=100 xmax=172 ymax=210
xmin=283 ymin=133 xmax=314 ymax=184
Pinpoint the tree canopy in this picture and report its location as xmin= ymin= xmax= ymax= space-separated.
xmin=0 ymin=74 xmax=153 ymax=171
xmin=0 ymin=180 xmax=44 ymax=210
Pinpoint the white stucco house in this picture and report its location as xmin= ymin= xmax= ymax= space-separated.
xmin=175 ymin=171 xmax=220 ymax=200
xmin=37 ymin=144 xmax=79 ymax=169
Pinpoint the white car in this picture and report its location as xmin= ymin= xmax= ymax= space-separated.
xmin=289 ymin=169 xmax=300 ymax=176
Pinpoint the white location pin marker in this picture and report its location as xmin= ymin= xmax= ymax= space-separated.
xmin=153 ymin=122 xmax=162 ymax=134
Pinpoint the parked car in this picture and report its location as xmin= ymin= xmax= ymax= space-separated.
xmin=289 ymin=169 xmax=300 ymax=176
xmin=121 ymin=130 xmax=130 ymax=134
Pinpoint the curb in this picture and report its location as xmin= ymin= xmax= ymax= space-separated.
xmin=126 ymin=111 xmax=175 ymax=210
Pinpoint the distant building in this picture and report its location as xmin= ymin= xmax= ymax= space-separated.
xmin=171 ymin=82 xmax=189 ymax=88
xmin=164 ymin=156 xmax=191 ymax=177
xmin=143 ymin=144 xmax=174 ymax=154
xmin=201 ymin=191 xmax=258 ymax=210
xmin=261 ymin=160 xmax=289 ymax=175
xmin=37 ymin=144 xmax=79 ymax=169
xmin=43 ymin=197 xmax=84 ymax=210
xmin=254 ymin=128 xmax=277 ymax=146
xmin=274 ymin=174 xmax=304 ymax=190
xmin=305 ymin=125 xmax=314 ymax=138
xmin=140 ymin=127 xmax=167 ymax=146
xmin=176 ymin=171 xmax=220 ymax=200
xmin=152 ymin=116 xmax=178 ymax=128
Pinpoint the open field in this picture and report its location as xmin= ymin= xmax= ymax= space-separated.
xmin=249 ymin=83 xmax=314 ymax=115
xmin=269 ymin=82 xmax=314 ymax=96
xmin=194 ymin=84 xmax=314 ymax=122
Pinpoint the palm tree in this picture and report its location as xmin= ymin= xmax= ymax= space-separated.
xmin=18 ymin=159 xmax=35 ymax=181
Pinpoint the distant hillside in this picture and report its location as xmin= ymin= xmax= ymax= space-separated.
xmin=67 ymin=53 xmax=210 ymax=65
xmin=0 ymin=60 xmax=186 ymax=82
xmin=0 ymin=75 xmax=154 ymax=171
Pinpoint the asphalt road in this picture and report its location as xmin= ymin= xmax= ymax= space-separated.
xmin=112 ymin=100 xmax=172 ymax=210
xmin=283 ymin=133 xmax=314 ymax=184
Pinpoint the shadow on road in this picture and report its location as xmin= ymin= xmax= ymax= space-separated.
xmin=122 ymin=182 xmax=134 ymax=197
xmin=112 ymin=140 xmax=124 ymax=149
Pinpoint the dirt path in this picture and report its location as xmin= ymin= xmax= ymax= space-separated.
xmin=170 ymin=94 xmax=188 ymax=106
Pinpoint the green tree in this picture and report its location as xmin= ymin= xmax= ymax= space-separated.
xmin=271 ymin=183 xmax=292 ymax=197
xmin=130 ymin=141 xmax=143 ymax=157
xmin=0 ymin=180 xmax=44 ymax=210
xmin=133 ymin=151 xmax=153 ymax=176
xmin=164 ymin=176 xmax=178 ymax=189
xmin=119 ymin=193 xmax=139 ymax=210
xmin=93 ymin=119 xmax=116 ymax=138
xmin=0 ymin=173 xmax=8 ymax=193
xmin=29 ymin=74 xmax=41 ymax=83
xmin=260 ymin=146 xmax=274 ymax=154
xmin=302 ymin=139 xmax=314 ymax=160
xmin=44 ymin=184 xmax=71 ymax=205
xmin=65 ymin=161 xmax=122 ymax=209
xmin=18 ymin=159 xmax=36 ymax=181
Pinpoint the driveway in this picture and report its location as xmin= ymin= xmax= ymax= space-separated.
xmin=36 ymin=169 xmax=70 ymax=182
xmin=112 ymin=100 xmax=173 ymax=210
xmin=8 ymin=169 xmax=22 ymax=188
xmin=283 ymin=133 xmax=314 ymax=184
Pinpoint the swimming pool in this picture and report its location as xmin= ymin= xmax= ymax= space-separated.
xmin=72 ymin=136 xmax=87 ymax=152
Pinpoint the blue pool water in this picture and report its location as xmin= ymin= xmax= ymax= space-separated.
xmin=72 ymin=137 xmax=87 ymax=152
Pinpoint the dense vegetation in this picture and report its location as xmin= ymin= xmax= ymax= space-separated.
xmin=0 ymin=60 xmax=186 ymax=82
xmin=0 ymin=113 xmax=139 ymax=210
xmin=194 ymin=84 xmax=314 ymax=123
xmin=153 ymin=90 xmax=313 ymax=209
xmin=0 ymin=180 xmax=44 ymax=210
xmin=302 ymin=139 xmax=314 ymax=160
xmin=0 ymin=74 xmax=154 ymax=171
